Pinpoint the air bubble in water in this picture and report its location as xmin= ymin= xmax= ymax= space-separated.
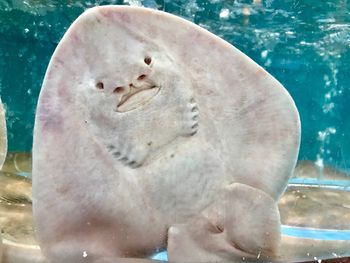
xmin=219 ymin=8 xmax=230 ymax=19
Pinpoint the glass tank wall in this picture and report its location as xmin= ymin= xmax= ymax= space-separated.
xmin=0 ymin=0 xmax=349 ymax=262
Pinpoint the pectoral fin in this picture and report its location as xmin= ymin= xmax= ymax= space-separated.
xmin=167 ymin=183 xmax=281 ymax=262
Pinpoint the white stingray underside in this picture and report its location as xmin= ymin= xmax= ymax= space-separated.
xmin=0 ymin=100 xmax=7 ymax=170
xmin=32 ymin=6 xmax=300 ymax=263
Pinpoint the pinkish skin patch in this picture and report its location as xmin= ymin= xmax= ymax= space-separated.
xmin=46 ymin=59 xmax=66 ymax=79
xmin=37 ymin=101 xmax=64 ymax=133
xmin=98 ymin=7 xmax=131 ymax=24
xmin=48 ymin=56 xmax=72 ymax=78
xmin=55 ymin=57 xmax=65 ymax=66
xmin=94 ymin=15 xmax=102 ymax=24
xmin=70 ymin=31 xmax=83 ymax=45
xmin=37 ymin=82 xmax=73 ymax=133
xmin=57 ymin=84 xmax=72 ymax=104
xmin=117 ymin=12 xmax=132 ymax=23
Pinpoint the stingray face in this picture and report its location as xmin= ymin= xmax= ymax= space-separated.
xmin=94 ymin=54 xmax=160 ymax=113
xmin=80 ymin=47 xmax=189 ymax=114
xmin=78 ymin=48 xmax=199 ymax=168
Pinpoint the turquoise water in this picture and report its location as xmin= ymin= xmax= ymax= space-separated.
xmin=0 ymin=0 xmax=350 ymax=174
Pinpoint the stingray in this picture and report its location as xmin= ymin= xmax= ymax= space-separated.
xmin=32 ymin=5 xmax=306 ymax=263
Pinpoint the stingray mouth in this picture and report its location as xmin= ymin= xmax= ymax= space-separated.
xmin=116 ymin=85 xmax=161 ymax=113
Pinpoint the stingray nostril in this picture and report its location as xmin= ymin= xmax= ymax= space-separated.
xmin=137 ymin=74 xmax=147 ymax=80
xmin=144 ymin=56 xmax=152 ymax=65
xmin=113 ymin=86 xmax=125 ymax=94
xmin=95 ymin=82 xmax=104 ymax=90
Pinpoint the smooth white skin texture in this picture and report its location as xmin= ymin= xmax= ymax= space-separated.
xmin=32 ymin=5 xmax=301 ymax=263
xmin=0 ymin=100 xmax=6 ymax=170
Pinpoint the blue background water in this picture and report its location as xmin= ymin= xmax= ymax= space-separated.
xmin=0 ymin=0 xmax=349 ymax=173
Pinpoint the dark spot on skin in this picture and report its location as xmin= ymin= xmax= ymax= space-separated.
xmin=108 ymin=145 xmax=115 ymax=150
xmin=121 ymin=157 xmax=128 ymax=163
xmin=95 ymin=16 xmax=101 ymax=23
xmin=129 ymin=161 xmax=136 ymax=166
xmin=191 ymin=106 xmax=198 ymax=112
xmin=170 ymin=154 xmax=175 ymax=158
xmin=56 ymin=58 xmax=65 ymax=66
xmin=147 ymin=141 xmax=153 ymax=146
xmin=56 ymin=186 xmax=69 ymax=194
xmin=113 ymin=152 xmax=121 ymax=158
xmin=137 ymin=74 xmax=147 ymax=80
xmin=192 ymin=123 xmax=199 ymax=130
xmin=96 ymin=82 xmax=104 ymax=90
xmin=144 ymin=56 xmax=152 ymax=65
xmin=84 ymin=120 xmax=88 ymax=123
xmin=113 ymin=87 xmax=125 ymax=93
xmin=192 ymin=115 xmax=199 ymax=121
